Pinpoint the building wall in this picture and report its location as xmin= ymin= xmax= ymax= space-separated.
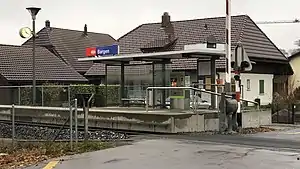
xmin=219 ymin=73 xmax=274 ymax=105
xmin=289 ymin=55 xmax=300 ymax=92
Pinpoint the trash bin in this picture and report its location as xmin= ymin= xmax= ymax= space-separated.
xmin=170 ymin=97 xmax=190 ymax=110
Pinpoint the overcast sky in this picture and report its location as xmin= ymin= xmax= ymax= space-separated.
xmin=1 ymin=0 xmax=299 ymax=53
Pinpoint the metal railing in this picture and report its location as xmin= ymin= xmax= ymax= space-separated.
xmin=84 ymin=93 xmax=95 ymax=140
xmin=0 ymin=85 xmax=71 ymax=107
xmin=145 ymin=86 xmax=259 ymax=112
xmin=5 ymin=99 xmax=79 ymax=150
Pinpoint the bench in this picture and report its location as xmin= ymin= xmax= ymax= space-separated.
xmin=121 ymin=98 xmax=146 ymax=107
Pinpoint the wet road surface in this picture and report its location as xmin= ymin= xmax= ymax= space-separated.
xmin=29 ymin=138 xmax=300 ymax=169
xmin=26 ymin=126 xmax=300 ymax=169
xmin=248 ymin=126 xmax=300 ymax=140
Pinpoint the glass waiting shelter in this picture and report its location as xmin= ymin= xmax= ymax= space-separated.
xmin=78 ymin=48 xmax=225 ymax=109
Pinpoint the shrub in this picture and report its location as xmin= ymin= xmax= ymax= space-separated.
xmin=19 ymin=84 xmax=120 ymax=107
xmin=20 ymin=87 xmax=32 ymax=105
xmin=272 ymin=86 xmax=300 ymax=112
xmin=70 ymin=84 xmax=120 ymax=107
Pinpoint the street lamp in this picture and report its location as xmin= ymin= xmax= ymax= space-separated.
xmin=26 ymin=7 xmax=41 ymax=105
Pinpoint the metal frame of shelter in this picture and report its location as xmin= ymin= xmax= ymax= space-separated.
xmin=78 ymin=49 xmax=225 ymax=108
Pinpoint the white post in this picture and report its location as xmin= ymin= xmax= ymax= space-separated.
xmin=225 ymin=0 xmax=232 ymax=87
xmin=12 ymin=104 xmax=15 ymax=147
xmin=69 ymin=105 xmax=73 ymax=150
xmin=146 ymin=89 xmax=149 ymax=112
xmin=41 ymin=86 xmax=44 ymax=106
xmin=18 ymin=87 xmax=21 ymax=105
xmin=74 ymin=98 xmax=78 ymax=146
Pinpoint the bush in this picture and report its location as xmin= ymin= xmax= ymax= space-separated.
xmin=70 ymin=84 xmax=120 ymax=107
xmin=20 ymin=87 xmax=32 ymax=105
xmin=272 ymin=86 xmax=300 ymax=112
xmin=19 ymin=84 xmax=120 ymax=107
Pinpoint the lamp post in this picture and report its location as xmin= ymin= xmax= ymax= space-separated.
xmin=26 ymin=7 xmax=41 ymax=105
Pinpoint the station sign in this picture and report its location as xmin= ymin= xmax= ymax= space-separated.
xmin=86 ymin=47 xmax=96 ymax=57
xmin=86 ymin=44 xmax=119 ymax=57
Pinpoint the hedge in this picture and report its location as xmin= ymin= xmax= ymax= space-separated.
xmin=19 ymin=84 xmax=120 ymax=107
xmin=70 ymin=84 xmax=120 ymax=107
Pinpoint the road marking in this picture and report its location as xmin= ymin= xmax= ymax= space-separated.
xmin=286 ymin=132 xmax=300 ymax=135
xmin=43 ymin=161 xmax=59 ymax=169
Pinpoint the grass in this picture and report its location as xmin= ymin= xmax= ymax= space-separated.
xmin=0 ymin=140 xmax=120 ymax=169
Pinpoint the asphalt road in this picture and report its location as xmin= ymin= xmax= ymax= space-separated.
xmin=27 ymin=127 xmax=300 ymax=169
xmin=30 ymin=138 xmax=300 ymax=169
xmin=158 ymin=134 xmax=300 ymax=151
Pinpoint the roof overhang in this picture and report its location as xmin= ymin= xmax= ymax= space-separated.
xmin=78 ymin=49 xmax=225 ymax=65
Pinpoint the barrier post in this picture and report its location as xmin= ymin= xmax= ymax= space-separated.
xmin=69 ymin=105 xmax=73 ymax=150
xmin=12 ymin=104 xmax=15 ymax=148
xmin=74 ymin=99 xmax=78 ymax=146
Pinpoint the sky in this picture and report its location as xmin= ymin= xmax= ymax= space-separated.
xmin=1 ymin=0 xmax=300 ymax=54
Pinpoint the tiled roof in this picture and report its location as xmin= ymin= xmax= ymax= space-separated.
xmin=117 ymin=15 xmax=287 ymax=59
xmin=0 ymin=44 xmax=87 ymax=82
xmin=86 ymin=15 xmax=288 ymax=76
xmin=23 ymin=25 xmax=116 ymax=73
xmin=87 ymin=15 xmax=287 ymax=75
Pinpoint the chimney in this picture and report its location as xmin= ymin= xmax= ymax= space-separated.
xmin=161 ymin=12 xmax=175 ymax=42
xmin=206 ymin=35 xmax=217 ymax=49
xmin=161 ymin=12 xmax=171 ymax=28
xmin=45 ymin=20 xmax=50 ymax=28
xmin=83 ymin=24 xmax=88 ymax=36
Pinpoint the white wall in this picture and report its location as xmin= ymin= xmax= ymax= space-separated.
xmin=219 ymin=73 xmax=273 ymax=105
xmin=289 ymin=55 xmax=300 ymax=91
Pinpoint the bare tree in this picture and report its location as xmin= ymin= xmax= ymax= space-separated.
xmin=280 ymin=49 xmax=289 ymax=57
xmin=289 ymin=48 xmax=300 ymax=55
xmin=295 ymin=39 xmax=300 ymax=47
xmin=290 ymin=40 xmax=300 ymax=55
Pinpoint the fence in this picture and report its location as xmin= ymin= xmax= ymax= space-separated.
xmin=145 ymin=86 xmax=259 ymax=112
xmin=8 ymin=99 xmax=80 ymax=150
xmin=272 ymin=103 xmax=300 ymax=124
xmin=0 ymin=85 xmax=71 ymax=107
xmin=0 ymin=84 xmax=123 ymax=107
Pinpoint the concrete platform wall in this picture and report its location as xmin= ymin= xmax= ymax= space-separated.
xmin=0 ymin=106 xmax=272 ymax=133
xmin=0 ymin=107 xmax=204 ymax=133
xmin=173 ymin=114 xmax=204 ymax=133
xmin=242 ymin=110 xmax=272 ymax=128
xmin=202 ymin=110 xmax=272 ymax=131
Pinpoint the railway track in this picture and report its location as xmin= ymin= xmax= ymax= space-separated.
xmin=3 ymin=120 xmax=300 ymax=152
xmin=0 ymin=119 xmax=155 ymax=136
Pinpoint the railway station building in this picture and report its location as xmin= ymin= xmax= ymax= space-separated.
xmin=84 ymin=13 xmax=293 ymax=107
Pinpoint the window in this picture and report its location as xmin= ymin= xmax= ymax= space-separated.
xmin=259 ymin=80 xmax=264 ymax=94
xmin=246 ymin=79 xmax=251 ymax=91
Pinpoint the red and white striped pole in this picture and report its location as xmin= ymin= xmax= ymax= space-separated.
xmin=234 ymin=70 xmax=241 ymax=113
xmin=225 ymin=0 xmax=231 ymax=88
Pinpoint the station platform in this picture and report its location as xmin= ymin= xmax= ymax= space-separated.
xmin=0 ymin=106 xmax=272 ymax=133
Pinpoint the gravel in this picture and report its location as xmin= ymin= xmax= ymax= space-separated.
xmin=184 ymin=127 xmax=277 ymax=136
xmin=0 ymin=123 xmax=129 ymax=141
